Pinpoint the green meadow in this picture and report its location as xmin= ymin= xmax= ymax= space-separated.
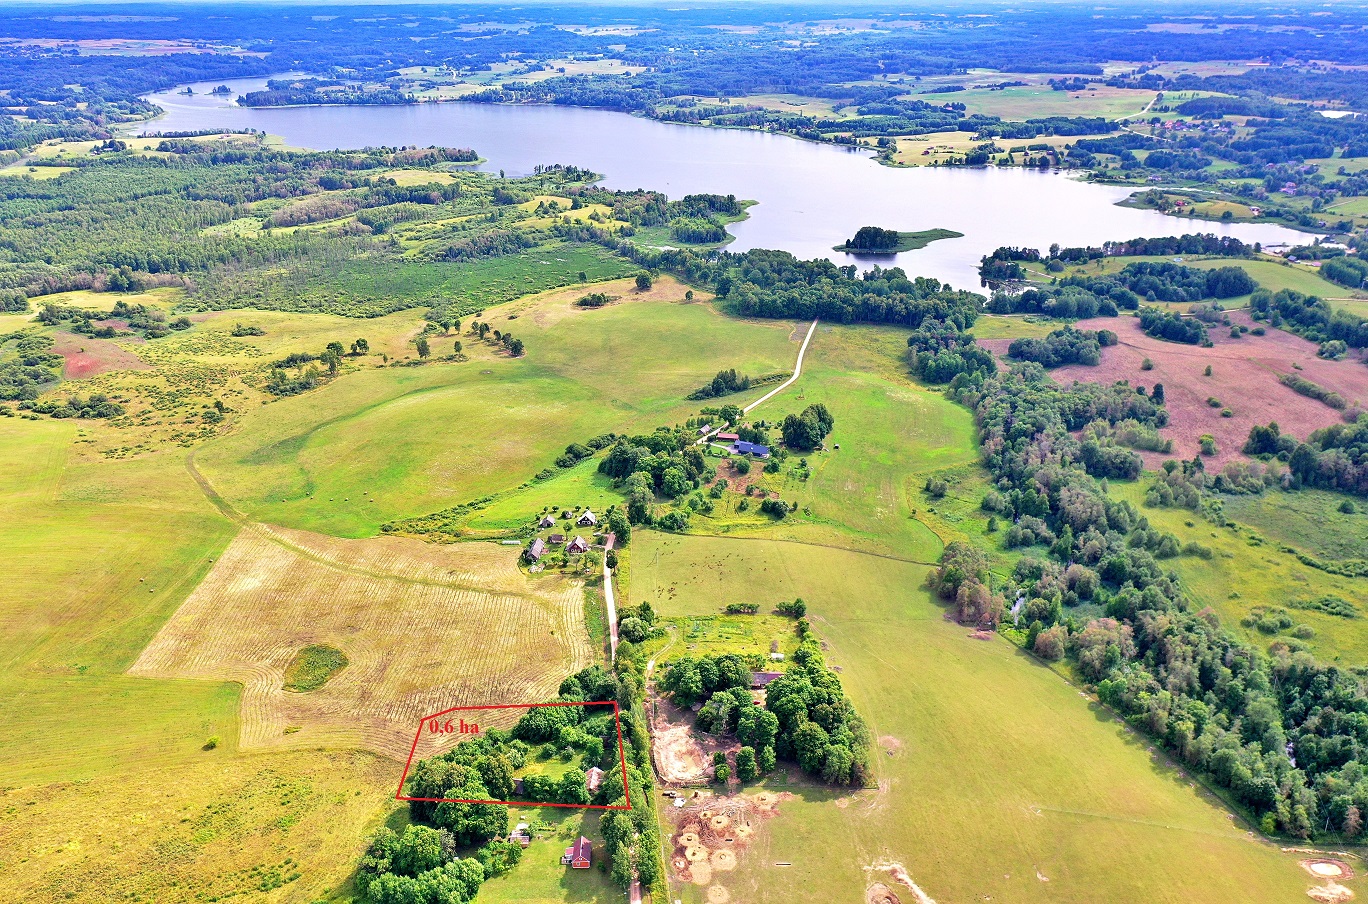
xmin=635 ymin=532 xmax=1311 ymax=904
xmin=1111 ymin=479 xmax=1368 ymax=665
xmin=197 ymin=285 xmax=799 ymax=537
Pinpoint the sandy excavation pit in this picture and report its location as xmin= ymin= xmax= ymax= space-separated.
xmin=668 ymin=791 xmax=785 ymax=890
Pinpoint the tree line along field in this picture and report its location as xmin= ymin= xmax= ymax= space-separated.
xmin=622 ymin=327 xmax=1323 ymax=903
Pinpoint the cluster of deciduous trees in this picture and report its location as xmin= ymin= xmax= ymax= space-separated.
xmin=1119 ymin=262 xmax=1257 ymax=303
xmin=1244 ymin=420 xmax=1368 ymax=498
xmin=1007 ymin=326 xmax=1116 ymax=367
xmin=660 ymin=634 xmax=869 ymax=786
xmin=906 ymin=318 xmax=997 ymax=384
xmin=780 ymin=403 xmax=834 ymax=451
xmin=1139 ymin=307 xmax=1208 ymax=345
xmin=1250 ymin=288 xmax=1368 ymax=349
xmin=376 ymin=660 xmax=661 ymax=898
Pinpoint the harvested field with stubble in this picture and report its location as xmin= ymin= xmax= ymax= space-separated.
xmin=1028 ymin=313 xmax=1367 ymax=465
xmin=130 ymin=526 xmax=593 ymax=760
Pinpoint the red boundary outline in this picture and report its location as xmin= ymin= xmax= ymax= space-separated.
xmin=394 ymin=701 xmax=632 ymax=811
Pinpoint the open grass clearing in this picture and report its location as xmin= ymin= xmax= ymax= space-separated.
xmin=674 ymin=323 xmax=977 ymax=562
xmin=130 ymin=527 xmax=593 ymax=760
xmin=1221 ymin=486 xmax=1368 ymax=565
xmin=952 ymin=84 xmax=1157 ymax=120
xmin=1111 ymin=480 xmax=1368 ymax=666
xmin=635 ymin=532 xmax=1311 ymax=904
xmin=196 ymin=280 xmax=799 ymax=537
xmin=0 ymin=748 xmax=397 ymax=904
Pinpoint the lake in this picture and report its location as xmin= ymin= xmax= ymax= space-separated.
xmin=141 ymin=77 xmax=1311 ymax=292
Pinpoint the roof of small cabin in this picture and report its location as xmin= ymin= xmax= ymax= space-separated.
xmin=716 ymin=432 xmax=740 ymax=441
xmin=567 ymin=535 xmax=589 ymax=551
xmin=564 ymin=835 xmax=592 ymax=861
xmin=527 ymin=538 xmax=547 ymax=558
xmin=586 ymin=766 xmax=606 ymax=790
xmin=751 ymin=670 xmax=784 ymax=687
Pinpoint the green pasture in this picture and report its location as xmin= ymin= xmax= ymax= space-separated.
xmin=636 ymin=532 xmax=1311 ymax=904
xmin=695 ymin=323 xmax=979 ymax=561
xmin=0 ymin=418 xmax=240 ymax=785
xmin=1222 ymin=486 xmax=1368 ymax=565
xmin=969 ymin=313 xmax=1060 ymax=340
xmin=1110 ymin=480 xmax=1368 ymax=666
xmin=197 ymin=293 xmax=799 ymax=537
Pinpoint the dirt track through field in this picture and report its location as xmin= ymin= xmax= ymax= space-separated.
xmin=130 ymin=527 xmax=592 ymax=759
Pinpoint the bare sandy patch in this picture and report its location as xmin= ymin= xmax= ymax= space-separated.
xmin=129 ymin=526 xmax=592 ymax=759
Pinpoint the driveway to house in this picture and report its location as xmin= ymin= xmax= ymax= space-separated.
xmin=694 ymin=317 xmax=819 ymax=447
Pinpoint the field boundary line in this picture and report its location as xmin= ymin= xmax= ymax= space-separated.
xmin=186 ymin=452 xmax=556 ymax=600
xmin=662 ymin=529 xmax=939 ymax=567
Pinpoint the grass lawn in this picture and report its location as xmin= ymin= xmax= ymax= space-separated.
xmin=197 ymin=284 xmax=800 ymax=537
xmin=478 ymin=811 xmax=621 ymax=904
xmin=636 ymin=533 xmax=1311 ymax=904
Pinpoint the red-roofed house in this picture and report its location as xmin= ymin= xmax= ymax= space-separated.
xmin=561 ymin=835 xmax=592 ymax=869
xmin=567 ymin=535 xmax=590 ymax=554
xmin=716 ymin=432 xmax=740 ymax=442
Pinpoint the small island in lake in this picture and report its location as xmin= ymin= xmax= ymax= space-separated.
xmin=834 ymin=225 xmax=964 ymax=254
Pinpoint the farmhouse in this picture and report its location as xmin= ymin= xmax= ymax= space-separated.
xmin=561 ymin=835 xmax=592 ymax=869
xmin=716 ymin=432 xmax=740 ymax=442
xmin=567 ymin=536 xmax=589 ymax=554
xmin=577 ymin=509 xmax=598 ymax=527
xmin=585 ymin=766 xmax=605 ymax=793
xmin=750 ymin=671 xmax=784 ymax=689
xmin=538 ymin=514 xmax=556 ymax=529
xmin=548 ymin=533 xmax=566 ymax=545
xmin=524 ymin=538 xmax=546 ymax=563
xmin=733 ymin=440 xmax=771 ymax=458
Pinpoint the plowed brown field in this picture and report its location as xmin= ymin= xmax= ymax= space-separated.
xmin=130 ymin=526 xmax=592 ymax=759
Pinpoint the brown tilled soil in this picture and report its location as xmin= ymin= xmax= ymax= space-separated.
xmin=129 ymin=526 xmax=592 ymax=759
xmin=51 ymin=331 xmax=150 ymax=380
xmin=982 ymin=314 xmax=1368 ymax=467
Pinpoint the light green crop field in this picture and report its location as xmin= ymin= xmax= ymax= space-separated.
xmin=635 ymin=532 xmax=1311 ymax=904
xmin=197 ymin=281 xmax=800 ymax=537
xmin=1110 ymin=480 xmax=1368 ymax=665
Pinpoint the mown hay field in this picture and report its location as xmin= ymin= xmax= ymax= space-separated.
xmin=635 ymin=532 xmax=1313 ymax=904
xmin=197 ymin=278 xmax=802 ymax=537
xmin=130 ymin=527 xmax=593 ymax=760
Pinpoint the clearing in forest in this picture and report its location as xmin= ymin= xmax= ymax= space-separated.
xmin=1043 ymin=313 xmax=1366 ymax=465
xmin=130 ymin=527 xmax=592 ymax=759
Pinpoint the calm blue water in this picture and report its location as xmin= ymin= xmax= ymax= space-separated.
xmin=141 ymin=77 xmax=1311 ymax=291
